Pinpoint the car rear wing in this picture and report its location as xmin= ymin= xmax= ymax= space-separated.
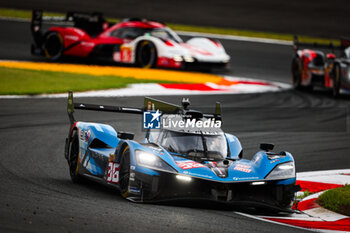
xmin=31 ymin=9 xmax=108 ymax=48
xmin=67 ymin=91 xmax=222 ymax=124
xmin=293 ymin=35 xmax=350 ymax=52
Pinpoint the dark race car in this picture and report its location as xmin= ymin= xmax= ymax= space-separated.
xmin=291 ymin=36 xmax=350 ymax=97
xmin=31 ymin=10 xmax=230 ymax=70
xmin=64 ymin=92 xmax=300 ymax=211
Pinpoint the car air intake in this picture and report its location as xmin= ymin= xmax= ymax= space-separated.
xmin=312 ymin=53 xmax=325 ymax=66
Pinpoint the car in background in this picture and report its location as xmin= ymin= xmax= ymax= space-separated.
xmin=291 ymin=36 xmax=350 ymax=97
xmin=31 ymin=10 xmax=230 ymax=70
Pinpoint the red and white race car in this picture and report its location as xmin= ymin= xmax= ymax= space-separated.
xmin=291 ymin=36 xmax=350 ymax=97
xmin=31 ymin=10 xmax=230 ymax=70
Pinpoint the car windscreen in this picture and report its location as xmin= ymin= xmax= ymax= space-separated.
xmin=160 ymin=130 xmax=227 ymax=160
xmin=111 ymin=27 xmax=182 ymax=42
xmin=149 ymin=28 xmax=182 ymax=43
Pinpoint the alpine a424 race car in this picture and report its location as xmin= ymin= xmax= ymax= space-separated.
xmin=65 ymin=92 xmax=300 ymax=211
xmin=31 ymin=10 xmax=230 ymax=70
xmin=292 ymin=36 xmax=350 ymax=97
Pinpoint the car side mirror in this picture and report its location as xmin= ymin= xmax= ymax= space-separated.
xmin=260 ymin=143 xmax=274 ymax=152
xmin=326 ymin=53 xmax=336 ymax=60
xmin=118 ymin=131 xmax=134 ymax=140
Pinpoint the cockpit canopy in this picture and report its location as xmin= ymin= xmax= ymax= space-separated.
xmin=149 ymin=128 xmax=228 ymax=161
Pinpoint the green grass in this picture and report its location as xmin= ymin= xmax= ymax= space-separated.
xmin=0 ymin=67 xmax=163 ymax=95
xmin=0 ymin=7 xmax=339 ymax=45
xmin=296 ymin=190 xmax=311 ymax=200
xmin=318 ymin=185 xmax=350 ymax=216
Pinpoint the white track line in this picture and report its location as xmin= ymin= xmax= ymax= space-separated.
xmin=176 ymin=31 xmax=292 ymax=45
xmin=297 ymin=169 xmax=350 ymax=185
xmin=0 ymin=16 xmax=292 ymax=45
xmin=297 ymin=169 xmax=350 ymax=178
xmin=0 ymin=75 xmax=292 ymax=99
xmin=235 ymin=169 xmax=350 ymax=233
xmin=234 ymin=212 xmax=321 ymax=233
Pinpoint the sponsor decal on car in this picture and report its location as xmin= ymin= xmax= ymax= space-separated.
xmin=270 ymin=159 xmax=279 ymax=163
xmin=120 ymin=45 xmax=132 ymax=63
xmin=176 ymin=161 xmax=206 ymax=170
xmin=80 ymin=129 xmax=91 ymax=142
xmin=232 ymin=176 xmax=259 ymax=181
xmin=64 ymin=35 xmax=79 ymax=41
xmin=129 ymin=186 xmax=141 ymax=194
xmin=234 ymin=164 xmax=252 ymax=173
xmin=107 ymin=162 xmax=119 ymax=183
xmin=113 ymin=52 xmax=121 ymax=62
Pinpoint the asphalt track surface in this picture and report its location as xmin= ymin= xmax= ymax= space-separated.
xmin=0 ymin=19 xmax=350 ymax=233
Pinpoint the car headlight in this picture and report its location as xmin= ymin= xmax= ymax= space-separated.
xmin=183 ymin=55 xmax=194 ymax=62
xmin=266 ymin=162 xmax=295 ymax=180
xmin=222 ymin=58 xmax=230 ymax=63
xmin=135 ymin=150 xmax=177 ymax=173
xmin=173 ymin=55 xmax=183 ymax=62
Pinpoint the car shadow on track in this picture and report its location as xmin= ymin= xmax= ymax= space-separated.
xmin=293 ymin=88 xmax=350 ymax=101
xmin=54 ymin=176 xmax=293 ymax=216
xmin=50 ymin=176 xmax=126 ymax=201
xmin=146 ymin=200 xmax=295 ymax=217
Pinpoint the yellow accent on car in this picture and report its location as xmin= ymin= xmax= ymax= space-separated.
xmin=75 ymin=154 xmax=79 ymax=175
xmin=109 ymin=153 xmax=116 ymax=162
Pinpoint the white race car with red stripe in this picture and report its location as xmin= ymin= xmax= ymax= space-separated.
xmin=31 ymin=11 xmax=230 ymax=70
xmin=107 ymin=19 xmax=230 ymax=70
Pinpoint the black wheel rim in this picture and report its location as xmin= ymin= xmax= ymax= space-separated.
xmin=119 ymin=149 xmax=130 ymax=194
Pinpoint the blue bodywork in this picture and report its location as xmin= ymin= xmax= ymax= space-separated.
xmin=67 ymin=119 xmax=298 ymax=210
xmin=76 ymin=121 xmax=295 ymax=182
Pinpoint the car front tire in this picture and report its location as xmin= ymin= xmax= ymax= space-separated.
xmin=68 ymin=130 xmax=83 ymax=183
xmin=43 ymin=31 xmax=64 ymax=61
xmin=291 ymin=57 xmax=302 ymax=89
xmin=119 ymin=146 xmax=131 ymax=198
xmin=332 ymin=64 xmax=341 ymax=97
xmin=136 ymin=41 xmax=157 ymax=68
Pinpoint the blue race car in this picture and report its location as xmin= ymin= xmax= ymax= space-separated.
xmin=64 ymin=91 xmax=300 ymax=211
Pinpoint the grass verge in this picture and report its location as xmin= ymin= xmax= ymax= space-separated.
xmin=296 ymin=190 xmax=311 ymax=200
xmin=0 ymin=7 xmax=339 ymax=45
xmin=0 ymin=67 xmax=165 ymax=95
xmin=317 ymin=185 xmax=350 ymax=216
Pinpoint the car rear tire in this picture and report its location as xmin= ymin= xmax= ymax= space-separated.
xmin=43 ymin=31 xmax=64 ymax=61
xmin=119 ymin=146 xmax=131 ymax=198
xmin=332 ymin=64 xmax=341 ymax=97
xmin=136 ymin=41 xmax=157 ymax=68
xmin=291 ymin=57 xmax=302 ymax=89
xmin=68 ymin=130 xmax=83 ymax=183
